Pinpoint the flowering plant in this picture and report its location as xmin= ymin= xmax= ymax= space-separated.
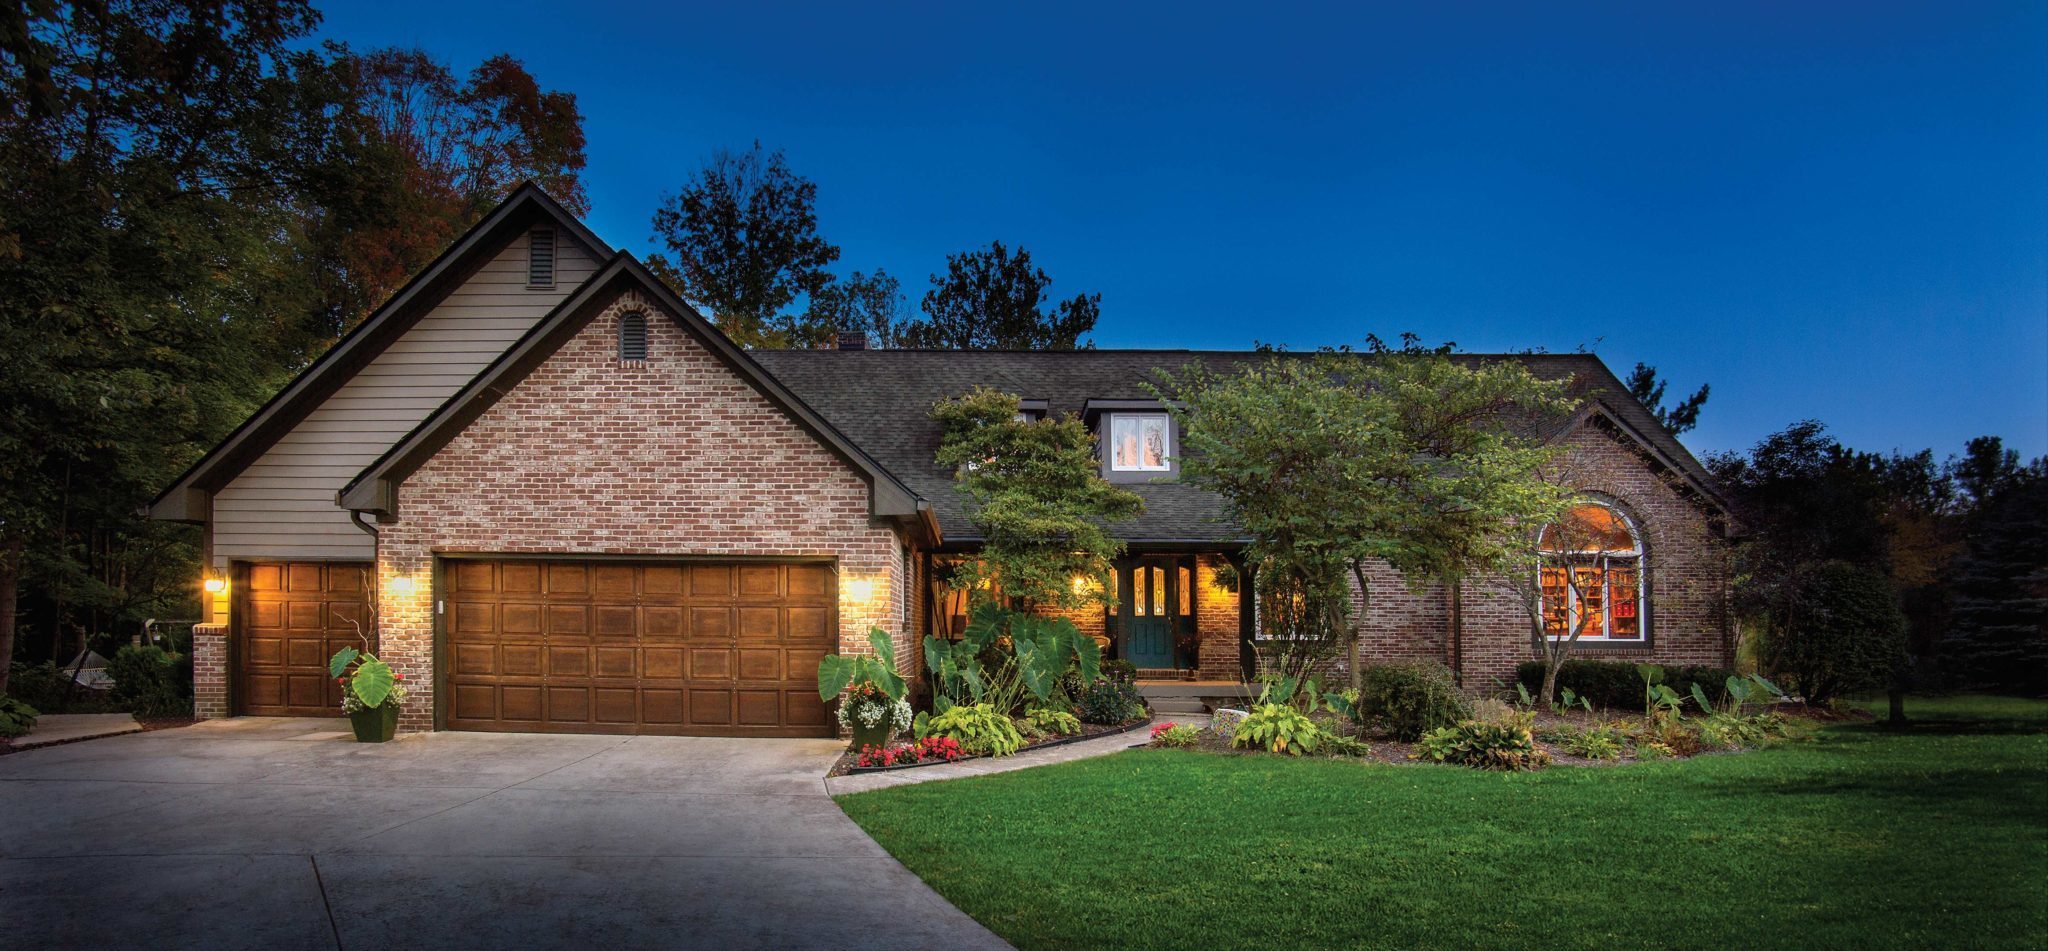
xmin=330 ymin=646 xmax=406 ymax=714
xmin=854 ymin=736 xmax=967 ymax=769
xmin=1150 ymin=721 xmax=1180 ymax=740
xmin=835 ymin=680 xmax=911 ymax=735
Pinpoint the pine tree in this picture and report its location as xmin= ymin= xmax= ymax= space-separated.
xmin=1945 ymin=476 xmax=2048 ymax=693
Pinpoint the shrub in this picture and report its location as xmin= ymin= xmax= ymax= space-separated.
xmin=1559 ymin=723 xmax=1627 ymax=760
xmin=1076 ymin=678 xmax=1144 ymax=725
xmin=1632 ymin=710 xmax=1704 ymax=757
xmin=1698 ymin=711 xmax=1793 ymax=750
xmin=6 ymin=662 xmax=117 ymax=713
xmin=922 ymin=702 xmax=1024 ymax=757
xmin=1515 ymin=659 xmax=1738 ymax=711
xmin=108 ymin=645 xmax=193 ymax=719
xmin=1020 ymin=705 xmax=1082 ymax=738
xmin=0 ymin=695 xmax=39 ymax=738
xmin=1150 ymin=722 xmax=1201 ymax=748
xmin=1355 ymin=662 xmax=1471 ymax=740
xmin=1099 ymin=660 xmax=1138 ymax=685
xmin=1320 ymin=729 xmax=1373 ymax=757
xmin=1232 ymin=702 xmax=1321 ymax=755
xmin=1413 ymin=712 xmax=1549 ymax=771
xmin=1758 ymin=561 xmax=1909 ymax=705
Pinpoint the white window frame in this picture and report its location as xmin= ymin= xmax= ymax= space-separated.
xmin=1107 ymin=412 xmax=1172 ymax=473
xmin=1538 ymin=503 xmax=1646 ymax=643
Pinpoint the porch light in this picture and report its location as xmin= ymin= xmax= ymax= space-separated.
xmin=843 ymin=576 xmax=876 ymax=604
xmin=389 ymin=576 xmax=417 ymax=596
xmin=202 ymin=576 xmax=227 ymax=595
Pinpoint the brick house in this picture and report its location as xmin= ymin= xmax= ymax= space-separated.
xmin=150 ymin=185 xmax=1732 ymax=736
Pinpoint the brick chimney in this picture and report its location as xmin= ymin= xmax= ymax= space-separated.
xmin=834 ymin=331 xmax=868 ymax=351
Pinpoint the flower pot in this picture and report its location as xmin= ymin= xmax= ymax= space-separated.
xmin=349 ymin=704 xmax=399 ymax=743
xmin=850 ymin=721 xmax=895 ymax=751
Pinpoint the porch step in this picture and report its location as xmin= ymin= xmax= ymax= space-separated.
xmin=1133 ymin=668 xmax=1190 ymax=681
xmin=1148 ymin=698 xmax=1210 ymax=715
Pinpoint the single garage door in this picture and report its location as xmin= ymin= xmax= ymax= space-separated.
xmin=234 ymin=561 xmax=373 ymax=717
xmin=443 ymin=559 xmax=837 ymax=736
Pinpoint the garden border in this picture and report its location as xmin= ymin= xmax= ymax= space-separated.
xmin=844 ymin=716 xmax=1154 ymax=774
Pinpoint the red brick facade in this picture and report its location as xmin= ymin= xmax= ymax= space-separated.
xmin=371 ymin=290 xmax=912 ymax=732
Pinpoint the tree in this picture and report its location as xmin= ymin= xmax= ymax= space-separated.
xmin=1160 ymin=342 xmax=1579 ymax=689
xmin=931 ymin=388 xmax=1141 ymax=611
xmin=1945 ymin=465 xmax=2048 ymax=694
xmin=902 ymin=242 xmax=1098 ymax=350
xmin=804 ymin=270 xmax=913 ymax=349
xmin=1625 ymin=362 xmax=1710 ymax=435
xmin=1758 ymin=561 xmax=1909 ymax=705
xmin=648 ymin=143 xmax=841 ymax=348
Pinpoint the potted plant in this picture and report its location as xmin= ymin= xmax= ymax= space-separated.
xmin=817 ymin=627 xmax=910 ymax=750
xmin=330 ymin=646 xmax=407 ymax=743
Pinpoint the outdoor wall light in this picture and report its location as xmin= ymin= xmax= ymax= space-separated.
xmin=203 ymin=576 xmax=227 ymax=595
xmin=843 ymin=576 xmax=876 ymax=603
xmin=389 ymin=576 xmax=417 ymax=596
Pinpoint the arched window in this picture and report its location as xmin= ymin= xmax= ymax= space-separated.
xmin=618 ymin=312 xmax=648 ymax=360
xmin=1538 ymin=502 xmax=1644 ymax=642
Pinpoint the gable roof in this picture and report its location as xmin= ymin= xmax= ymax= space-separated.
xmin=338 ymin=254 xmax=929 ymax=528
xmin=748 ymin=349 xmax=1727 ymax=545
xmin=147 ymin=183 xmax=610 ymax=522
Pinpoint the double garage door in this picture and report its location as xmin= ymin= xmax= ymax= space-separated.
xmin=443 ymin=559 xmax=836 ymax=737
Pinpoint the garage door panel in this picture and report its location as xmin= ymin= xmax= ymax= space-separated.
xmin=443 ymin=559 xmax=837 ymax=737
xmin=451 ymin=601 xmax=494 ymax=633
xmin=236 ymin=561 xmax=373 ymax=717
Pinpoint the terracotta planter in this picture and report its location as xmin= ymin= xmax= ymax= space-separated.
xmin=349 ymin=704 xmax=399 ymax=743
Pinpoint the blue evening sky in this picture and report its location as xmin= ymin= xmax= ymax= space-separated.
xmin=311 ymin=1 xmax=2047 ymax=461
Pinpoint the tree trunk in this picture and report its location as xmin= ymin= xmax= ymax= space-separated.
xmin=1886 ymin=688 xmax=1908 ymax=729
xmin=1540 ymin=658 xmax=1560 ymax=710
xmin=0 ymin=536 xmax=21 ymax=696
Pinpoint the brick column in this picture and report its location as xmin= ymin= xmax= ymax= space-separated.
xmin=191 ymin=623 xmax=230 ymax=718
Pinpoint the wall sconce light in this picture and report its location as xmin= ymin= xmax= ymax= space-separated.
xmin=203 ymin=576 xmax=227 ymax=595
xmin=389 ymin=576 xmax=417 ymax=596
xmin=843 ymin=576 xmax=876 ymax=603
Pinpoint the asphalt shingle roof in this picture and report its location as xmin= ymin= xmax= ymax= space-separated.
xmin=748 ymin=349 xmax=1721 ymax=545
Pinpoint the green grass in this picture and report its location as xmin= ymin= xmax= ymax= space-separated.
xmin=838 ymin=695 xmax=2048 ymax=950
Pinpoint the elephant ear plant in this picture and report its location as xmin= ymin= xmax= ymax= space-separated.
xmin=330 ymin=646 xmax=408 ymax=743
xmin=818 ymin=628 xmax=912 ymax=749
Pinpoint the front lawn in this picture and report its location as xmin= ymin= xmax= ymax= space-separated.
xmin=837 ymin=695 xmax=2048 ymax=950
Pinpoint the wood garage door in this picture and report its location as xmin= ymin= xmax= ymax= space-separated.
xmin=442 ymin=559 xmax=837 ymax=736
xmin=234 ymin=561 xmax=373 ymax=717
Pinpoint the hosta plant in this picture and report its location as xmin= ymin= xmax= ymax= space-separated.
xmin=1414 ymin=712 xmax=1549 ymax=771
xmin=1231 ymin=702 xmax=1321 ymax=756
xmin=0 ymin=696 xmax=39 ymax=738
xmin=1020 ymin=705 xmax=1082 ymax=738
xmin=1149 ymin=721 xmax=1201 ymax=748
xmin=1559 ymin=722 xmax=1628 ymax=760
xmin=922 ymin=702 xmax=1024 ymax=757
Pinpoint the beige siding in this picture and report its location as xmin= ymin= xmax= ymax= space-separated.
xmin=210 ymin=232 xmax=598 ymax=565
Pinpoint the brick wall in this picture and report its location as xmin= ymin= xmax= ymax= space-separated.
xmin=191 ymin=623 xmax=230 ymax=718
xmin=372 ymin=290 xmax=910 ymax=733
xmin=1194 ymin=555 xmax=1241 ymax=680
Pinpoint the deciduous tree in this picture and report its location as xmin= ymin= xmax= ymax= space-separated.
xmin=902 ymin=242 xmax=1098 ymax=350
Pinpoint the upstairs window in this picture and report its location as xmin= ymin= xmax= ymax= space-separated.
xmin=1539 ymin=503 xmax=1645 ymax=642
xmin=527 ymin=227 xmax=556 ymax=289
xmin=618 ymin=312 xmax=648 ymax=360
xmin=1108 ymin=413 xmax=1171 ymax=472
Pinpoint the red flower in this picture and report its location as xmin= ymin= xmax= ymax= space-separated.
xmin=1150 ymin=721 xmax=1179 ymax=740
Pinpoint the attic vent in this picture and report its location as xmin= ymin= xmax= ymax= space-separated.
xmin=527 ymin=227 xmax=556 ymax=289
xmin=619 ymin=312 xmax=648 ymax=361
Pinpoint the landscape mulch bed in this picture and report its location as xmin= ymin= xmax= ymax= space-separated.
xmin=826 ymin=716 xmax=1151 ymax=777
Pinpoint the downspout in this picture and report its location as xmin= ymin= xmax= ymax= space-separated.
xmin=349 ymin=510 xmax=380 ymax=539
xmin=1448 ymin=576 xmax=1464 ymax=687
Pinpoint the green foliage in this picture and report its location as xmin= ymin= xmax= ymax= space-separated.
xmin=1624 ymin=362 xmax=1711 ymax=436
xmin=5 ymin=662 xmax=118 ymax=714
xmin=107 ymin=646 xmax=192 ymax=719
xmin=1516 ymin=660 xmax=1737 ymax=711
xmin=1551 ymin=723 xmax=1628 ymax=760
xmin=932 ymin=389 xmax=1141 ymax=612
xmin=929 ymin=605 xmax=1098 ymax=714
xmin=1699 ymin=711 xmax=1794 ymax=750
xmin=1157 ymin=345 xmax=1580 ymax=682
xmin=1077 ymin=679 xmax=1145 ymax=725
xmin=328 ymin=646 xmax=404 ymax=713
xmin=1020 ymin=706 xmax=1082 ymax=739
xmin=899 ymin=241 xmax=1099 ymax=350
xmin=1945 ymin=471 xmax=2048 ymax=693
xmin=922 ymin=703 xmax=1024 ymax=757
xmin=1099 ymin=660 xmax=1138 ymax=684
xmin=0 ymin=695 xmax=39 ymax=738
xmin=817 ymin=628 xmax=907 ymax=703
xmin=1413 ymin=712 xmax=1550 ymax=771
xmin=647 ymin=143 xmax=841 ymax=348
xmin=1150 ymin=723 xmax=1202 ymax=748
xmin=1354 ymin=662 xmax=1471 ymax=741
xmin=1759 ymin=561 xmax=1909 ymax=704
xmin=1231 ymin=703 xmax=1322 ymax=756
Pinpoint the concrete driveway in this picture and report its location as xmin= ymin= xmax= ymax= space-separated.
xmin=0 ymin=718 xmax=1008 ymax=950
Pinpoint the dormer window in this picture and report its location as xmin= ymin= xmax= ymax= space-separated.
xmin=1109 ymin=414 xmax=1171 ymax=472
xmin=1016 ymin=399 xmax=1049 ymax=423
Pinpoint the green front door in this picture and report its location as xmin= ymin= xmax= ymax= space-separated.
xmin=1120 ymin=560 xmax=1180 ymax=669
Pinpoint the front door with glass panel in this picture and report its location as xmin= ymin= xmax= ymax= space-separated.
xmin=1117 ymin=558 xmax=1189 ymax=669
